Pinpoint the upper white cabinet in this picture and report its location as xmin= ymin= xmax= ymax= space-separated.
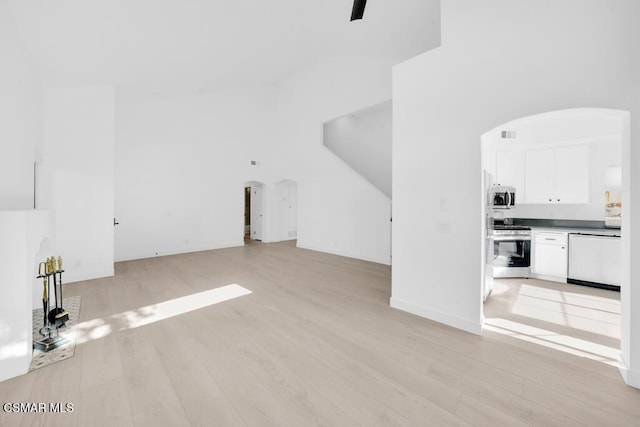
xmin=555 ymin=145 xmax=589 ymax=203
xmin=483 ymin=149 xmax=524 ymax=190
xmin=483 ymin=150 xmax=497 ymax=182
xmin=524 ymin=145 xmax=589 ymax=204
xmin=524 ymin=148 xmax=555 ymax=203
xmin=496 ymin=150 xmax=524 ymax=190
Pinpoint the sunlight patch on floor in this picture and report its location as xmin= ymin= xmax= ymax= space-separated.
xmin=510 ymin=283 xmax=620 ymax=338
xmin=484 ymin=317 xmax=619 ymax=366
xmin=75 ymin=284 xmax=252 ymax=345
xmin=117 ymin=284 xmax=252 ymax=330
xmin=514 ymin=283 xmax=619 ymax=311
xmin=489 ymin=280 xmax=510 ymax=296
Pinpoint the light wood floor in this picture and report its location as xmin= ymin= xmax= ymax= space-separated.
xmin=1 ymin=241 xmax=639 ymax=426
xmin=484 ymin=278 xmax=621 ymax=365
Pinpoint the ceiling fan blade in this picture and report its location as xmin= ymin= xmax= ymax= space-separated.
xmin=350 ymin=0 xmax=367 ymax=21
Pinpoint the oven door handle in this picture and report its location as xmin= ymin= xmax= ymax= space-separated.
xmin=491 ymin=235 xmax=531 ymax=241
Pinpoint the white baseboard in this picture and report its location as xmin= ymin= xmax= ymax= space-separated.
xmin=260 ymin=237 xmax=298 ymax=244
xmin=115 ymin=242 xmax=244 ymax=263
xmin=531 ymin=272 xmax=567 ymax=283
xmin=64 ymin=269 xmax=114 ymax=284
xmin=390 ymin=297 xmax=483 ymax=335
xmin=296 ymin=243 xmax=391 ymax=266
xmin=618 ymin=354 xmax=640 ymax=389
xmin=0 ymin=357 xmax=30 ymax=383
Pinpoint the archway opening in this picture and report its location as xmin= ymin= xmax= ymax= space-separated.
xmin=480 ymin=108 xmax=628 ymax=367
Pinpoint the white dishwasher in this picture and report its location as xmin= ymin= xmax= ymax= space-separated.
xmin=568 ymin=233 xmax=621 ymax=290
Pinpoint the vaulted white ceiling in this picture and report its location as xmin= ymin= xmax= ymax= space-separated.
xmin=7 ymin=0 xmax=440 ymax=98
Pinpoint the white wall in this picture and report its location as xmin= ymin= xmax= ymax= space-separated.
xmin=323 ymin=100 xmax=392 ymax=198
xmin=274 ymin=57 xmax=396 ymax=265
xmin=276 ymin=180 xmax=297 ymax=241
xmin=115 ymin=87 xmax=277 ymax=260
xmin=40 ymin=87 xmax=115 ymax=283
xmin=116 ymin=57 xmax=397 ymax=266
xmin=392 ymin=0 xmax=633 ymax=338
xmin=0 ymin=1 xmax=41 ymax=210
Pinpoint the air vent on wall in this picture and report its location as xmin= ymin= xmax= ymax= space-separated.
xmin=501 ymin=130 xmax=517 ymax=139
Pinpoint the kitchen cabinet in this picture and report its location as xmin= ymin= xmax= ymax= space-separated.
xmin=556 ymin=145 xmax=590 ymax=203
xmin=483 ymin=150 xmax=524 ymax=190
xmin=524 ymin=149 xmax=555 ymax=203
xmin=532 ymin=231 xmax=568 ymax=282
xmin=496 ymin=150 xmax=524 ymax=190
xmin=524 ymin=145 xmax=589 ymax=204
xmin=568 ymin=234 xmax=621 ymax=289
xmin=483 ymin=150 xmax=497 ymax=182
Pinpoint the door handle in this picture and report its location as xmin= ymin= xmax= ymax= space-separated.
xmin=114 ymin=218 xmax=120 ymax=226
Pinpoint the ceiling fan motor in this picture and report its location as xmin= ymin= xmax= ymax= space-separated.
xmin=350 ymin=0 xmax=367 ymax=21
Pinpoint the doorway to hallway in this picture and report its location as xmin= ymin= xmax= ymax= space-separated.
xmin=244 ymin=181 xmax=264 ymax=242
xmin=244 ymin=187 xmax=251 ymax=238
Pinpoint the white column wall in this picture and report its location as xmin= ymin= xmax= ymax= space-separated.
xmin=0 ymin=0 xmax=41 ymax=210
xmin=40 ymin=87 xmax=115 ymax=283
xmin=621 ymin=0 xmax=640 ymax=388
xmin=0 ymin=210 xmax=52 ymax=382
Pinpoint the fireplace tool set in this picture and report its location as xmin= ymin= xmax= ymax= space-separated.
xmin=34 ymin=256 xmax=69 ymax=352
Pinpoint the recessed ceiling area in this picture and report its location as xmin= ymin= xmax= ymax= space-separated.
xmin=7 ymin=0 xmax=440 ymax=98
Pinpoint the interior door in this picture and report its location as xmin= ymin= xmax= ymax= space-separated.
xmin=250 ymin=185 xmax=263 ymax=241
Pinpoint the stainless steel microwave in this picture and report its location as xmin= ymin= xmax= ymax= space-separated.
xmin=492 ymin=186 xmax=516 ymax=209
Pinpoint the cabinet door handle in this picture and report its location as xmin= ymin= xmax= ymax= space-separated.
xmin=544 ymin=238 xmax=556 ymax=241
xmin=557 ymin=199 xmax=560 ymax=202
xmin=548 ymin=198 xmax=552 ymax=202
xmin=562 ymin=246 xmax=565 ymax=249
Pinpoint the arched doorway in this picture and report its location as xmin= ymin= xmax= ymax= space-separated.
xmin=480 ymin=107 xmax=629 ymax=368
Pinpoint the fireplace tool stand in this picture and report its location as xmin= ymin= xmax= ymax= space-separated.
xmin=34 ymin=257 xmax=69 ymax=352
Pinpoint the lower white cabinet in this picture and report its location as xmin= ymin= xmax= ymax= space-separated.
xmin=532 ymin=231 xmax=568 ymax=282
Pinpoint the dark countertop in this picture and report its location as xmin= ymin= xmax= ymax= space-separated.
xmin=530 ymin=226 xmax=621 ymax=237
xmin=506 ymin=218 xmax=621 ymax=236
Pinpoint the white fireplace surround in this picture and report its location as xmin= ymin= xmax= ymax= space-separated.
xmin=0 ymin=210 xmax=53 ymax=382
